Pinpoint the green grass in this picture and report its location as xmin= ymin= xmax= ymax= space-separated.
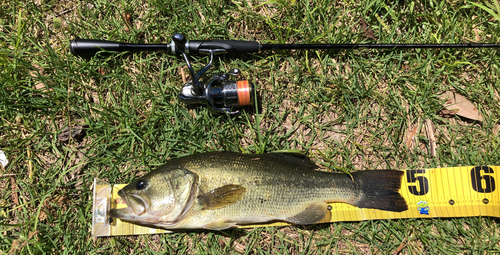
xmin=1 ymin=0 xmax=500 ymax=254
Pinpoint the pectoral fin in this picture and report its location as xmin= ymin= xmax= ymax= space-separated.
xmin=285 ymin=202 xmax=328 ymax=225
xmin=198 ymin=185 xmax=246 ymax=210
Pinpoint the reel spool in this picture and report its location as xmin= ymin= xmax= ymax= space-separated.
xmin=177 ymin=69 xmax=254 ymax=114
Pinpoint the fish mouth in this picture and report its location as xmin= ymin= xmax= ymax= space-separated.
xmin=109 ymin=207 xmax=134 ymax=218
xmin=118 ymin=190 xmax=148 ymax=216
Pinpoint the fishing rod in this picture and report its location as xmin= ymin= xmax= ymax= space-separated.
xmin=70 ymin=33 xmax=500 ymax=114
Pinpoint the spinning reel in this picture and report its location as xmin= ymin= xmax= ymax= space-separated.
xmin=171 ymin=34 xmax=253 ymax=114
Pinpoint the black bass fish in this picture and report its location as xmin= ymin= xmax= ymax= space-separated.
xmin=110 ymin=152 xmax=408 ymax=230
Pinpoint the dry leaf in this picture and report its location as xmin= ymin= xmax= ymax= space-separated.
xmin=405 ymin=126 xmax=417 ymax=149
xmin=98 ymin=67 xmax=106 ymax=75
xmin=439 ymin=109 xmax=459 ymax=116
xmin=10 ymin=177 xmax=19 ymax=207
xmin=179 ymin=67 xmax=187 ymax=84
xmin=57 ymin=125 xmax=86 ymax=142
xmin=123 ymin=12 xmax=132 ymax=31
xmin=358 ymin=17 xmax=377 ymax=40
xmin=8 ymin=239 xmax=22 ymax=255
xmin=439 ymin=91 xmax=483 ymax=121
xmin=392 ymin=238 xmax=406 ymax=255
xmin=234 ymin=242 xmax=246 ymax=253
xmin=8 ymin=231 xmax=37 ymax=255
xmin=425 ymin=119 xmax=436 ymax=157
xmin=31 ymin=64 xmax=51 ymax=93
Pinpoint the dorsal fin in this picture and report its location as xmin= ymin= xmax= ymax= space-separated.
xmin=266 ymin=153 xmax=319 ymax=170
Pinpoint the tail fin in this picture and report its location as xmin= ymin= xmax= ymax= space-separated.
xmin=351 ymin=170 xmax=408 ymax=212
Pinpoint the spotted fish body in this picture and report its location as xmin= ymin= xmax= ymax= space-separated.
xmin=110 ymin=152 xmax=407 ymax=231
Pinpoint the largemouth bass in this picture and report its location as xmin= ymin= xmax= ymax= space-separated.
xmin=110 ymin=152 xmax=408 ymax=230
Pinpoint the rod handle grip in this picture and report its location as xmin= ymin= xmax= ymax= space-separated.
xmin=188 ymin=40 xmax=260 ymax=54
xmin=70 ymin=39 xmax=125 ymax=56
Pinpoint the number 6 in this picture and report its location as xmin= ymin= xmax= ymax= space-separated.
xmin=471 ymin=166 xmax=496 ymax=193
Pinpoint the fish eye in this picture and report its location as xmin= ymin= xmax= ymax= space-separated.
xmin=136 ymin=180 xmax=147 ymax=190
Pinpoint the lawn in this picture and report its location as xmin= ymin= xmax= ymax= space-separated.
xmin=1 ymin=0 xmax=500 ymax=254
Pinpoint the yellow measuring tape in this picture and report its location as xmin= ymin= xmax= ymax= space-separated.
xmin=92 ymin=166 xmax=499 ymax=236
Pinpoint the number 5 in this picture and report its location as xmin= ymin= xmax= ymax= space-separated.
xmin=407 ymin=169 xmax=429 ymax=196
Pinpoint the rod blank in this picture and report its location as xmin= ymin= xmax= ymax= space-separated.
xmin=261 ymin=43 xmax=500 ymax=50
